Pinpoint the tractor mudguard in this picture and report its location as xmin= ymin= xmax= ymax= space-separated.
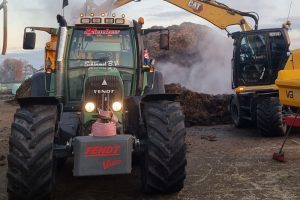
xmin=17 ymin=96 xmax=61 ymax=107
xmin=17 ymin=97 xmax=63 ymax=130
xmin=144 ymin=71 xmax=165 ymax=95
xmin=142 ymin=94 xmax=178 ymax=102
xmin=30 ymin=71 xmax=51 ymax=97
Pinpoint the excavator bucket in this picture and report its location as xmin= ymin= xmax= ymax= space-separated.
xmin=0 ymin=0 xmax=7 ymax=55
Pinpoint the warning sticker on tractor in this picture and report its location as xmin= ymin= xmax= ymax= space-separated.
xmin=84 ymin=28 xmax=121 ymax=35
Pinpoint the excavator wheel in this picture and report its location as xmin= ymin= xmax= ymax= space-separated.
xmin=7 ymin=105 xmax=57 ymax=200
xmin=257 ymin=97 xmax=286 ymax=137
xmin=230 ymin=96 xmax=248 ymax=128
xmin=141 ymin=100 xmax=186 ymax=194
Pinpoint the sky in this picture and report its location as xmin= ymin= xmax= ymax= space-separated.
xmin=0 ymin=0 xmax=300 ymax=52
xmin=0 ymin=0 xmax=300 ymax=60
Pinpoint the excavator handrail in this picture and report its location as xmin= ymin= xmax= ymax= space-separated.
xmin=0 ymin=0 xmax=7 ymax=55
xmin=111 ymin=0 xmax=259 ymax=32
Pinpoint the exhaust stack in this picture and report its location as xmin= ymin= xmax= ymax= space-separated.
xmin=55 ymin=15 xmax=67 ymax=99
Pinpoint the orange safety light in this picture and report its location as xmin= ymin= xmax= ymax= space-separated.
xmin=138 ymin=17 xmax=144 ymax=25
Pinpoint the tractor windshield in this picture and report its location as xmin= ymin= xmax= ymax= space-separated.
xmin=69 ymin=28 xmax=134 ymax=68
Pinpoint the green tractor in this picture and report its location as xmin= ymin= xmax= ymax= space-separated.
xmin=7 ymin=14 xmax=186 ymax=199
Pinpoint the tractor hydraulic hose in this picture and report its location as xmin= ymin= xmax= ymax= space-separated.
xmin=55 ymin=15 xmax=67 ymax=99
xmin=237 ymin=11 xmax=259 ymax=30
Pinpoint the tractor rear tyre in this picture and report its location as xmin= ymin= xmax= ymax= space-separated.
xmin=230 ymin=96 xmax=248 ymax=128
xmin=141 ymin=101 xmax=186 ymax=194
xmin=257 ymin=97 xmax=286 ymax=137
xmin=7 ymin=105 xmax=57 ymax=200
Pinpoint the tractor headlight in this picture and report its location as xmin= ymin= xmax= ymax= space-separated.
xmin=112 ymin=102 xmax=122 ymax=112
xmin=85 ymin=102 xmax=95 ymax=113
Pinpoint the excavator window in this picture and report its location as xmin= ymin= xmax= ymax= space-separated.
xmin=233 ymin=29 xmax=289 ymax=87
xmin=238 ymin=34 xmax=268 ymax=85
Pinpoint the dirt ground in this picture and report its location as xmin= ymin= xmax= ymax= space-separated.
xmin=1 ymin=101 xmax=300 ymax=200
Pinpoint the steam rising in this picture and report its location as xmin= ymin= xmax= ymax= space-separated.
xmin=157 ymin=37 xmax=233 ymax=94
xmin=152 ymin=24 xmax=234 ymax=94
xmin=70 ymin=0 xmax=117 ymax=24
xmin=85 ymin=0 xmax=116 ymax=13
xmin=157 ymin=26 xmax=233 ymax=94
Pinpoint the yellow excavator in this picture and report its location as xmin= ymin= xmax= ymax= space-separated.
xmin=110 ymin=0 xmax=298 ymax=136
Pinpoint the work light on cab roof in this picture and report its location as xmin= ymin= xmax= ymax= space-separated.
xmin=77 ymin=13 xmax=129 ymax=26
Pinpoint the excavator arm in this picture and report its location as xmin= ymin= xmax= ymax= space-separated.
xmin=111 ymin=0 xmax=258 ymax=31
xmin=163 ymin=0 xmax=258 ymax=31
xmin=0 ymin=0 xmax=7 ymax=55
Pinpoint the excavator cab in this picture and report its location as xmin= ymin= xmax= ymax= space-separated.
xmin=232 ymin=28 xmax=290 ymax=88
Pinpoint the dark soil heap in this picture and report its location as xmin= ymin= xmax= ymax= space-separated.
xmin=144 ymin=22 xmax=211 ymax=66
xmin=165 ymin=84 xmax=232 ymax=126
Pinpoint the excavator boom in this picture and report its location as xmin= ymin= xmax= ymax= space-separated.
xmin=111 ymin=0 xmax=258 ymax=31
xmin=164 ymin=0 xmax=257 ymax=31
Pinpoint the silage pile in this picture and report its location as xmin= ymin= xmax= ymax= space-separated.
xmin=165 ymin=84 xmax=232 ymax=126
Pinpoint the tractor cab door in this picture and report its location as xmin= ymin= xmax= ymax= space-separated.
xmin=232 ymin=29 xmax=289 ymax=88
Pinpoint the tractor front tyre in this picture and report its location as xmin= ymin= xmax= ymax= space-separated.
xmin=141 ymin=101 xmax=186 ymax=194
xmin=257 ymin=97 xmax=286 ymax=137
xmin=230 ymin=97 xmax=248 ymax=128
xmin=7 ymin=105 xmax=57 ymax=200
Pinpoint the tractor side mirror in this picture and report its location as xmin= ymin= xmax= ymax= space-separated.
xmin=160 ymin=33 xmax=169 ymax=50
xmin=23 ymin=31 xmax=36 ymax=50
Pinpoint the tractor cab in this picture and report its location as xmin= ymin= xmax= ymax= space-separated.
xmin=65 ymin=14 xmax=169 ymax=130
xmin=67 ymin=15 xmax=137 ymax=116
xmin=231 ymin=28 xmax=290 ymax=89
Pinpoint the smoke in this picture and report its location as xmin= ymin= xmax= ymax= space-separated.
xmin=70 ymin=0 xmax=117 ymax=23
xmin=82 ymin=0 xmax=116 ymax=14
xmin=155 ymin=25 xmax=233 ymax=95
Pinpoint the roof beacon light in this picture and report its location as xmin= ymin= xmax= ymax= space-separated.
xmin=90 ymin=13 xmax=94 ymax=17
xmin=138 ymin=17 xmax=144 ymax=25
xmin=101 ymin=13 xmax=105 ymax=17
xmin=112 ymin=13 xmax=116 ymax=17
xmin=80 ymin=13 xmax=84 ymax=17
